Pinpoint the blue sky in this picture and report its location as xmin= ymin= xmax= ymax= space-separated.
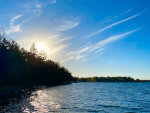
xmin=0 ymin=0 xmax=150 ymax=79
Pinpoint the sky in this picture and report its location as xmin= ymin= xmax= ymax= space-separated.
xmin=0 ymin=0 xmax=150 ymax=79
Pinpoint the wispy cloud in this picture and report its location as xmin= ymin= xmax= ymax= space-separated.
xmin=6 ymin=14 xmax=23 ymax=34
xmin=21 ymin=2 xmax=42 ymax=16
xmin=56 ymin=20 xmax=79 ymax=32
xmin=18 ymin=33 xmax=70 ymax=59
xmin=90 ymin=28 xmax=140 ymax=52
xmin=16 ymin=15 xmax=80 ymax=62
xmin=61 ymin=28 xmax=140 ymax=63
xmin=51 ymin=0 xmax=57 ymax=4
xmin=99 ymin=8 xmax=134 ymax=26
xmin=124 ymin=8 xmax=134 ymax=14
xmin=50 ymin=44 xmax=69 ymax=55
xmin=34 ymin=3 xmax=42 ymax=16
xmin=86 ymin=12 xmax=142 ymax=38
xmin=6 ymin=0 xmax=57 ymax=34
xmin=21 ymin=0 xmax=56 ymax=17
xmin=61 ymin=11 xmax=143 ymax=63
xmin=35 ymin=3 xmax=42 ymax=9
xmin=95 ymin=48 xmax=105 ymax=54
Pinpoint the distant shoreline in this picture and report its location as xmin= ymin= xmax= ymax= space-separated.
xmin=77 ymin=81 xmax=150 ymax=83
xmin=76 ymin=76 xmax=150 ymax=82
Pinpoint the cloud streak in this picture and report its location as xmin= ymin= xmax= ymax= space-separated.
xmin=6 ymin=14 xmax=23 ymax=34
xmin=60 ymin=11 xmax=143 ymax=63
xmin=56 ymin=20 xmax=79 ymax=32
xmin=90 ymin=28 xmax=140 ymax=52
xmin=61 ymin=28 xmax=140 ymax=63
xmin=86 ymin=12 xmax=142 ymax=38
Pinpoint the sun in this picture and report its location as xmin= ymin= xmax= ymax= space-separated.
xmin=37 ymin=43 xmax=47 ymax=52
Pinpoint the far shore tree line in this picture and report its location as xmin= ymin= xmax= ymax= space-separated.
xmin=77 ymin=76 xmax=149 ymax=82
xmin=77 ymin=76 xmax=135 ymax=82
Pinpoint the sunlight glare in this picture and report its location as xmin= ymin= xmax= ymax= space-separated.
xmin=37 ymin=43 xmax=47 ymax=52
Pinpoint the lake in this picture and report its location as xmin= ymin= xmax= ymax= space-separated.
xmin=1 ymin=82 xmax=150 ymax=113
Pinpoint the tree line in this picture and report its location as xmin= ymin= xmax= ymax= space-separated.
xmin=0 ymin=34 xmax=74 ymax=89
xmin=78 ymin=76 xmax=136 ymax=82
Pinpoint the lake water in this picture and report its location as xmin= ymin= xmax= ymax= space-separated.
xmin=1 ymin=82 xmax=150 ymax=113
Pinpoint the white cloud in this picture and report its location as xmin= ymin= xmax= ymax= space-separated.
xmin=59 ymin=11 xmax=143 ymax=63
xmin=6 ymin=14 xmax=23 ymax=34
xmin=90 ymin=28 xmax=140 ymax=52
xmin=49 ymin=44 xmax=69 ymax=55
xmin=60 ymin=28 xmax=140 ymax=63
xmin=56 ymin=20 xmax=79 ymax=32
xmin=77 ymin=46 xmax=92 ymax=54
xmin=5 ymin=1 xmax=48 ymax=34
xmin=98 ymin=8 xmax=134 ymax=26
xmin=86 ymin=12 xmax=142 ymax=38
xmin=95 ymin=48 xmax=105 ymax=54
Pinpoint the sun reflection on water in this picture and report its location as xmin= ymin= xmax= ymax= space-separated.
xmin=24 ymin=89 xmax=61 ymax=113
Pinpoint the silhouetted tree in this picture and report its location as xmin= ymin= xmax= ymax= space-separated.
xmin=39 ymin=49 xmax=47 ymax=60
xmin=30 ymin=43 xmax=37 ymax=54
xmin=0 ymin=34 xmax=74 ymax=89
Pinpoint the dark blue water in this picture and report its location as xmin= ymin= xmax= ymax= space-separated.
xmin=1 ymin=82 xmax=150 ymax=113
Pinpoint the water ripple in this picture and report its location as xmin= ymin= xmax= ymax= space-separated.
xmin=1 ymin=82 xmax=150 ymax=113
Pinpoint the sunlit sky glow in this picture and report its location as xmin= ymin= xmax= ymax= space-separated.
xmin=0 ymin=0 xmax=150 ymax=79
xmin=37 ymin=42 xmax=48 ymax=52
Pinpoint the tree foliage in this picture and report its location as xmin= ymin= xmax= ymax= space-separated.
xmin=78 ymin=76 xmax=135 ymax=82
xmin=0 ymin=34 xmax=74 ymax=88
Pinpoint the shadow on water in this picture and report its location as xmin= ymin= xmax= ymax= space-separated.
xmin=0 ymin=89 xmax=38 ymax=113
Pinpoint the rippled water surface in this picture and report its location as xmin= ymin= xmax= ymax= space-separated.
xmin=1 ymin=82 xmax=150 ymax=113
